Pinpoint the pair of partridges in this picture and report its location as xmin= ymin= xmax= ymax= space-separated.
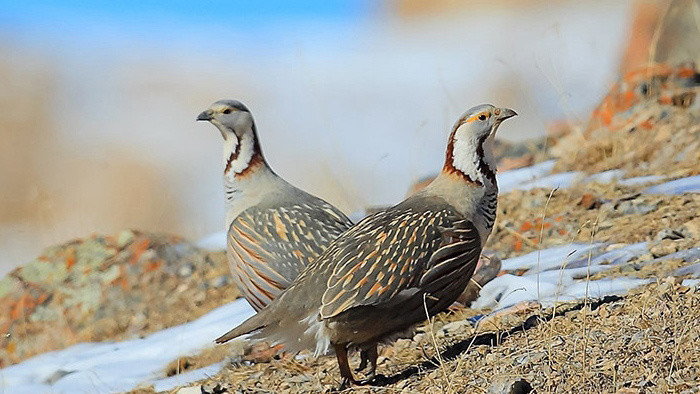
xmin=197 ymin=100 xmax=516 ymax=388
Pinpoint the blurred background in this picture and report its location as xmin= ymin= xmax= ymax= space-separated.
xmin=0 ymin=0 xmax=691 ymax=276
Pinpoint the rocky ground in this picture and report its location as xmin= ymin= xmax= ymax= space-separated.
xmin=139 ymin=185 xmax=699 ymax=393
xmin=145 ymin=63 xmax=700 ymax=393
xmin=138 ymin=280 xmax=699 ymax=394
xmin=0 ymin=231 xmax=240 ymax=367
xmin=143 ymin=65 xmax=699 ymax=393
xmin=1 ymin=64 xmax=699 ymax=393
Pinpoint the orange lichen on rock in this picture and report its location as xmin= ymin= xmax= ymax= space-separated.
xmin=587 ymin=62 xmax=698 ymax=136
xmin=0 ymin=230 xmax=240 ymax=368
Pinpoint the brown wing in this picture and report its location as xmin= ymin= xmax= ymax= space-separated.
xmin=228 ymin=202 xmax=352 ymax=311
xmin=320 ymin=202 xmax=478 ymax=319
xmin=419 ymin=219 xmax=481 ymax=296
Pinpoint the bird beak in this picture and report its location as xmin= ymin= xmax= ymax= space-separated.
xmin=196 ymin=110 xmax=213 ymax=121
xmin=497 ymin=108 xmax=517 ymax=121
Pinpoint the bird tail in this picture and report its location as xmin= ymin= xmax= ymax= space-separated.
xmin=214 ymin=304 xmax=276 ymax=344
xmin=214 ymin=290 xmax=325 ymax=355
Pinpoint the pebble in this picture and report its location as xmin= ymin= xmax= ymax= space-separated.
xmin=619 ymin=200 xmax=657 ymax=215
xmin=650 ymin=239 xmax=680 ymax=258
xmin=178 ymin=263 xmax=195 ymax=277
xmin=487 ymin=377 xmax=533 ymax=394
xmin=512 ymin=351 xmax=545 ymax=366
xmin=437 ymin=320 xmax=471 ymax=338
xmin=656 ymin=228 xmax=688 ymax=241
xmin=681 ymin=217 xmax=700 ymax=239
xmin=176 ymin=386 xmax=203 ymax=394
xmin=209 ymin=275 xmax=231 ymax=288
xmin=117 ymin=230 xmax=135 ymax=248
xmin=200 ymin=382 xmax=233 ymax=393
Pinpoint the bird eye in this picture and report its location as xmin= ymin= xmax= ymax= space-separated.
xmin=223 ymin=108 xmax=232 ymax=114
xmin=478 ymin=113 xmax=487 ymax=121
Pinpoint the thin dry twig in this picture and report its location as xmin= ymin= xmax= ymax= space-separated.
xmin=423 ymin=293 xmax=453 ymax=393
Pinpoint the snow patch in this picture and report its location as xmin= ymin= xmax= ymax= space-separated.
xmin=475 ymin=242 xmax=652 ymax=310
xmin=0 ymin=299 xmax=255 ymax=393
xmin=644 ymin=175 xmax=700 ymax=194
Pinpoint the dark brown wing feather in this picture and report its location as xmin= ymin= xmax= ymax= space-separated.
xmin=229 ymin=201 xmax=352 ymax=311
xmin=320 ymin=198 xmax=479 ymax=319
xmin=420 ymin=219 xmax=481 ymax=291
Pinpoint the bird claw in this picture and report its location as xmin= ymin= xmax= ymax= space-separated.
xmin=337 ymin=377 xmax=359 ymax=391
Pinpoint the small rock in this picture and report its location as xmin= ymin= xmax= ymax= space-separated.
xmin=209 ymin=275 xmax=231 ymax=288
xmin=656 ymin=228 xmax=687 ymax=241
xmin=176 ymin=386 xmax=203 ymax=394
xmin=681 ymin=217 xmax=700 ymax=239
xmin=487 ymin=377 xmax=533 ymax=394
xmin=201 ymin=382 xmax=232 ymax=394
xmin=548 ymin=336 xmax=565 ymax=347
xmin=616 ymin=200 xmax=657 ymax=215
xmin=288 ymin=374 xmax=311 ymax=384
xmin=137 ymin=249 xmax=157 ymax=264
xmin=116 ymin=230 xmax=135 ymax=248
xmin=412 ymin=333 xmax=426 ymax=343
xmin=437 ymin=320 xmax=470 ymax=338
xmin=605 ymin=243 xmax=628 ymax=252
xmin=615 ymin=388 xmax=640 ymax=394
xmin=178 ymin=263 xmax=195 ymax=277
xmin=578 ymin=193 xmax=603 ymax=209
xmin=512 ymin=351 xmax=545 ymax=366
xmin=650 ymin=239 xmax=679 ymax=258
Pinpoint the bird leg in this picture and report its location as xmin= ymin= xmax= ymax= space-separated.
xmin=334 ymin=343 xmax=358 ymax=390
xmin=356 ymin=342 xmax=379 ymax=384
xmin=356 ymin=349 xmax=369 ymax=372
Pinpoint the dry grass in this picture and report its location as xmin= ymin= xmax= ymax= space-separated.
xmin=488 ymin=183 xmax=699 ymax=260
xmin=164 ymin=345 xmax=233 ymax=377
xmin=552 ymin=104 xmax=699 ymax=178
xmin=142 ymin=178 xmax=700 ymax=393
xmin=138 ymin=280 xmax=699 ymax=393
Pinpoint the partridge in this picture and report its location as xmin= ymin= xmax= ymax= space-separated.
xmin=214 ymin=104 xmax=516 ymax=388
xmin=197 ymin=100 xmax=352 ymax=312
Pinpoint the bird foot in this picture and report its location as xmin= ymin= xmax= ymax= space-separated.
xmin=337 ymin=377 xmax=359 ymax=391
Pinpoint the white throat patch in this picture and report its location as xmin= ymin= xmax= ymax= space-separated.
xmin=452 ymin=134 xmax=485 ymax=184
xmin=223 ymin=130 xmax=256 ymax=175
xmin=450 ymin=124 xmax=497 ymax=186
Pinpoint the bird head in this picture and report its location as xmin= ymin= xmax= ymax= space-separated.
xmin=452 ymin=104 xmax=517 ymax=143
xmin=445 ymin=104 xmax=517 ymax=185
xmin=197 ymin=99 xmax=254 ymax=141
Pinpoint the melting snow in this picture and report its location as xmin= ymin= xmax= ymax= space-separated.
xmin=473 ymin=242 xmax=655 ymax=310
xmin=644 ymin=175 xmax=700 ymax=194
xmin=0 ymin=300 xmax=255 ymax=393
